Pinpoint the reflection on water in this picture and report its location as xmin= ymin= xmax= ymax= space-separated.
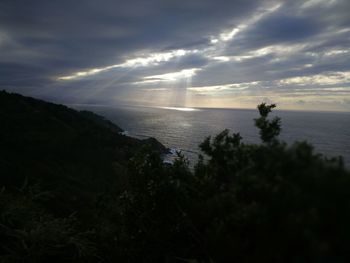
xmin=156 ymin=106 xmax=200 ymax=112
xmin=72 ymin=104 xmax=350 ymax=167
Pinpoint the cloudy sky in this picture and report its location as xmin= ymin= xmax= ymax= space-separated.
xmin=1 ymin=0 xmax=350 ymax=111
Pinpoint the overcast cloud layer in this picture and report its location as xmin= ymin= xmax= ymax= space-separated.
xmin=1 ymin=0 xmax=350 ymax=111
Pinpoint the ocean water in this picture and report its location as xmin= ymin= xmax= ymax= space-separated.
xmin=72 ymin=105 xmax=350 ymax=167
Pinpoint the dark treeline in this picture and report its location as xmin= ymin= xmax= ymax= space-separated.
xmin=1 ymin=91 xmax=349 ymax=262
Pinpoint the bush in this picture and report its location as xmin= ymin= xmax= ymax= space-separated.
xmin=121 ymin=103 xmax=350 ymax=262
xmin=1 ymin=97 xmax=349 ymax=262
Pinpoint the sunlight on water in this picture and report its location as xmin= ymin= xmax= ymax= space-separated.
xmin=72 ymin=104 xmax=350 ymax=168
xmin=157 ymin=106 xmax=200 ymax=112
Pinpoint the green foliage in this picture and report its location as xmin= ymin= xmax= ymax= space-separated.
xmin=118 ymin=103 xmax=350 ymax=262
xmin=0 ymin=189 xmax=97 ymax=263
xmin=255 ymin=103 xmax=281 ymax=143
xmin=1 ymin=92 xmax=350 ymax=262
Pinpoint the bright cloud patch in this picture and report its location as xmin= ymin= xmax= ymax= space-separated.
xmin=278 ymin=71 xmax=350 ymax=86
xmin=58 ymin=49 xmax=198 ymax=80
xmin=136 ymin=68 xmax=200 ymax=84
xmin=2 ymin=0 xmax=350 ymax=111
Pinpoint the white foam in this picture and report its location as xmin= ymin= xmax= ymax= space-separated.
xmin=119 ymin=130 xmax=129 ymax=136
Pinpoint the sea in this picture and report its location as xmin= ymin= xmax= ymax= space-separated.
xmin=71 ymin=104 xmax=350 ymax=168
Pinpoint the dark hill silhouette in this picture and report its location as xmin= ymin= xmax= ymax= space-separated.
xmin=0 ymin=90 xmax=167 ymax=215
xmin=1 ymin=91 xmax=349 ymax=263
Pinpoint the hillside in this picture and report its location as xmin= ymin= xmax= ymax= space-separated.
xmin=0 ymin=90 xmax=167 ymax=215
xmin=1 ymin=91 xmax=350 ymax=263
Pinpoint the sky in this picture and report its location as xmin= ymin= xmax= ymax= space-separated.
xmin=0 ymin=0 xmax=350 ymax=111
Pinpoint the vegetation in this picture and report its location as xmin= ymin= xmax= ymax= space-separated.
xmin=1 ymin=91 xmax=349 ymax=262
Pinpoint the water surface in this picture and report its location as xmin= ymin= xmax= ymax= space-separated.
xmin=72 ymin=104 xmax=350 ymax=167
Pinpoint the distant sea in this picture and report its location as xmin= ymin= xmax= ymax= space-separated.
xmin=72 ymin=104 xmax=350 ymax=167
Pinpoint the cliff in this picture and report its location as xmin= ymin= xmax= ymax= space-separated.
xmin=0 ymin=90 xmax=168 ymax=213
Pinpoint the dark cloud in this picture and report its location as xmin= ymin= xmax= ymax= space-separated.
xmin=0 ymin=0 xmax=349 ymax=110
xmin=0 ymin=0 xmax=261 ymax=67
xmin=246 ymin=14 xmax=320 ymax=41
xmin=222 ymin=0 xmax=350 ymax=62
